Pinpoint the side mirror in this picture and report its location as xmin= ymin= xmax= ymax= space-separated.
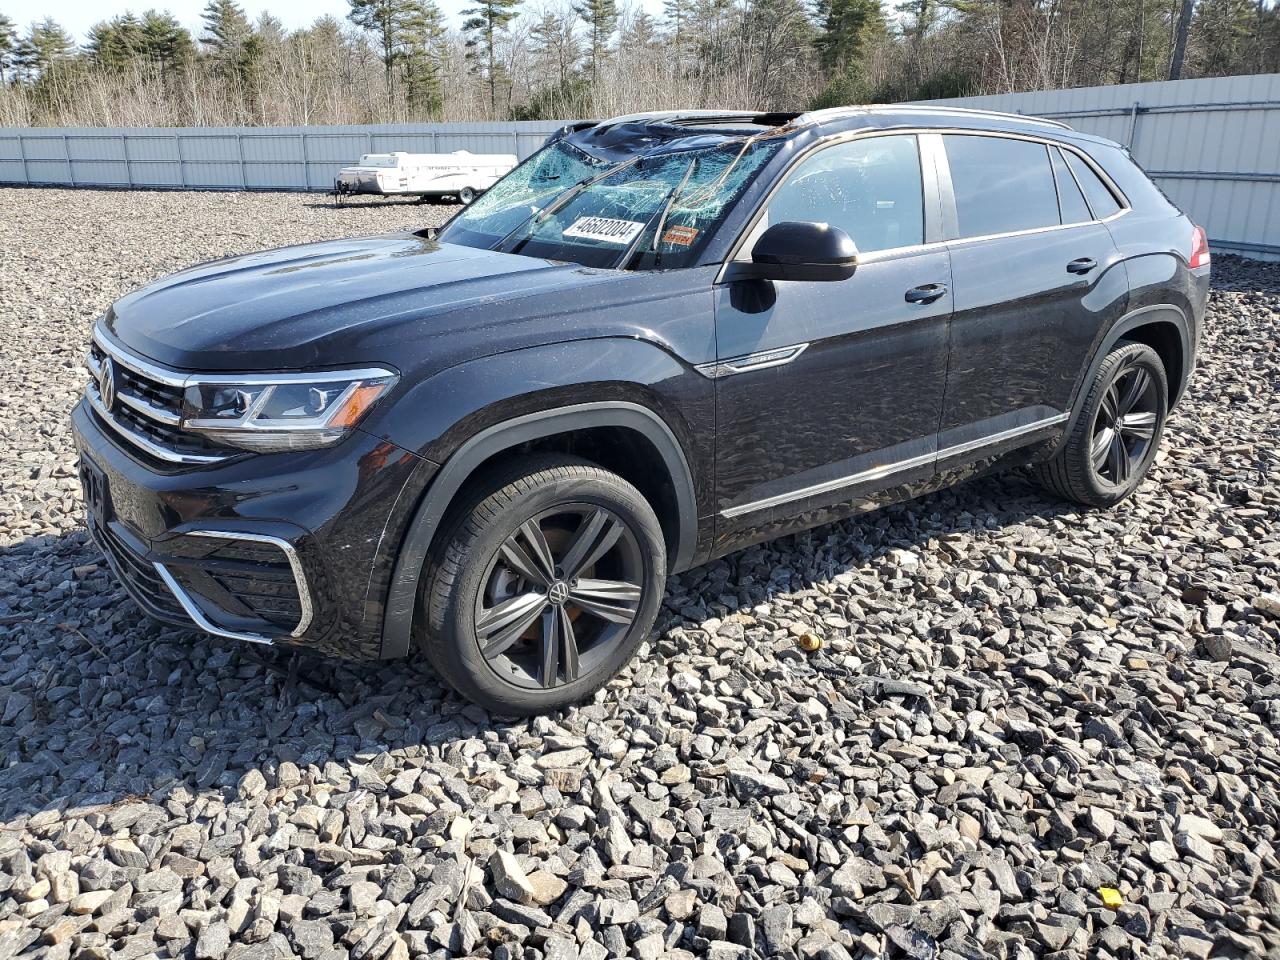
xmin=739 ymin=221 xmax=858 ymax=282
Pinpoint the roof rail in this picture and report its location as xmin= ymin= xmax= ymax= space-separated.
xmin=797 ymin=103 xmax=1073 ymax=131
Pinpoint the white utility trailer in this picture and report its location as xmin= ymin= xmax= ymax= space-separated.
xmin=333 ymin=150 xmax=517 ymax=205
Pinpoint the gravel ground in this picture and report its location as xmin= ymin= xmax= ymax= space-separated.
xmin=1 ymin=187 xmax=1279 ymax=960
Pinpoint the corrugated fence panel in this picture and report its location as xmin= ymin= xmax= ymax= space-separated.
xmin=2 ymin=79 xmax=1279 ymax=256
xmin=923 ymin=73 xmax=1280 ymax=258
xmin=0 ymin=121 xmax=566 ymax=192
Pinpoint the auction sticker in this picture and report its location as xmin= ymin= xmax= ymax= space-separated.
xmin=661 ymin=225 xmax=699 ymax=247
xmin=563 ymin=216 xmax=645 ymax=245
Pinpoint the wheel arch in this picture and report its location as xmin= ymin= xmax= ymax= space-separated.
xmin=1066 ymin=304 xmax=1190 ymax=439
xmin=380 ymin=401 xmax=698 ymax=658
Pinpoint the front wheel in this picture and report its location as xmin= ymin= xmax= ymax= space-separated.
xmin=420 ymin=456 xmax=666 ymax=715
xmin=1034 ymin=341 xmax=1168 ymax=507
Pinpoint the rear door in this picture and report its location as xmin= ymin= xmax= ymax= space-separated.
xmin=937 ymin=134 xmax=1127 ymax=464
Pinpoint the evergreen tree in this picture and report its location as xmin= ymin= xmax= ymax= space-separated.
xmin=662 ymin=0 xmax=691 ymax=62
xmin=0 ymin=14 xmax=16 ymax=81
xmin=573 ymin=0 xmax=617 ymax=79
xmin=528 ymin=7 xmax=580 ymax=87
xmin=201 ymin=0 xmax=254 ymax=52
xmin=402 ymin=0 xmax=448 ymax=116
xmin=87 ymin=15 xmax=146 ymax=72
xmin=461 ymin=0 xmax=522 ymax=112
xmin=348 ymin=0 xmax=415 ymax=100
xmin=15 ymin=18 xmax=75 ymax=78
xmin=139 ymin=10 xmax=195 ymax=70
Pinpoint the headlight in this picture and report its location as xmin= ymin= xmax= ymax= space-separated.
xmin=180 ymin=367 xmax=398 ymax=452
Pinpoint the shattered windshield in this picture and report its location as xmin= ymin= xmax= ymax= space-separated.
xmin=439 ymin=137 xmax=783 ymax=270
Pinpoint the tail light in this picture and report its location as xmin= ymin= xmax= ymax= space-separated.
xmin=1189 ymin=225 xmax=1211 ymax=269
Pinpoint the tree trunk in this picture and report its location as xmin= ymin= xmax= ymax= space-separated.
xmin=1168 ymin=0 xmax=1193 ymax=78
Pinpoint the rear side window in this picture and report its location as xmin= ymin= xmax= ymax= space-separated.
xmin=1050 ymin=147 xmax=1092 ymax=224
xmin=943 ymin=135 xmax=1060 ymax=238
xmin=1064 ymin=150 xmax=1123 ymax=219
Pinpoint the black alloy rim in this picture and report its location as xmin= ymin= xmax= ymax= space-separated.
xmin=474 ymin=504 xmax=645 ymax=690
xmin=1092 ymin=361 xmax=1160 ymax=485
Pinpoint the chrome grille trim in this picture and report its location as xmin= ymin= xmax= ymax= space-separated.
xmin=85 ymin=329 xmax=233 ymax=464
xmin=85 ymin=383 xmax=227 ymax=465
xmin=92 ymin=328 xmax=189 ymax=387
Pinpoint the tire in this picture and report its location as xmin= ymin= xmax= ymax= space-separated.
xmin=458 ymin=186 xmax=477 ymax=205
xmin=1034 ymin=341 xmax=1168 ymax=507
xmin=420 ymin=455 xmax=666 ymax=715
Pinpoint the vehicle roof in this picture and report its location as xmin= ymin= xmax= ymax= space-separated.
xmin=560 ymin=105 xmax=1120 ymax=157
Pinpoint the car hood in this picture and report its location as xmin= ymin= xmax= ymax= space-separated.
xmin=102 ymin=233 xmax=609 ymax=371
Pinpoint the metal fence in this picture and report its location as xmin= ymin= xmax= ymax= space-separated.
xmin=0 ymin=121 xmax=565 ymax=193
xmin=2 ymin=73 xmax=1278 ymax=258
xmin=924 ymin=73 xmax=1280 ymax=260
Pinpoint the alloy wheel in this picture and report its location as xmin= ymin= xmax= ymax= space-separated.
xmin=1091 ymin=360 xmax=1160 ymax=485
xmin=474 ymin=504 xmax=645 ymax=690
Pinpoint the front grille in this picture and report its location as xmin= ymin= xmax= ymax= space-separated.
xmin=91 ymin=519 xmax=187 ymax=622
xmin=85 ymin=335 xmax=233 ymax=465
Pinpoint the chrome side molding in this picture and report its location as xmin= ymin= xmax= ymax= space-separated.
xmin=721 ymin=412 xmax=1069 ymax=518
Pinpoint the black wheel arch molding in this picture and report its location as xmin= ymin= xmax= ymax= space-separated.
xmin=1059 ymin=302 xmax=1193 ymax=445
xmin=377 ymin=400 xmax=700 ymax=659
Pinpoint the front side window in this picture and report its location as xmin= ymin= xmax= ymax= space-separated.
xmin=944 ymin=135 xmax=1060 ymax=238
xmin=439 ymin=137 xmax=782 ymax=270
xmin=751 ymin=134 xmax=925 ymax=254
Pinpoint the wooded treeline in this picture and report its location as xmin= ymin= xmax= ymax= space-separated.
xmin=0 ymin=0 xmax=1276 ymax=126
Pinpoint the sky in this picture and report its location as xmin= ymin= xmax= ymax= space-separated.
xmin=7 ymin=0 xmax=483 ymax=44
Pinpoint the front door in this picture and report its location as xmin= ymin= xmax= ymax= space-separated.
xmin=711 ymin=133 xmax=953 ymax=552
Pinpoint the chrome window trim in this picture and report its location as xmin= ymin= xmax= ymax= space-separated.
xmin=153 ymin=529 xmax=314 ymax=645
xmin=716 ymin=126 xmax=1130 ymax=282
xmin=721 ymin=413 xmax=1068 ymax=518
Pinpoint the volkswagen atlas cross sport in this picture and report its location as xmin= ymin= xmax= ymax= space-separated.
xmin=73 ymin=106 xmax=1211 ymax=714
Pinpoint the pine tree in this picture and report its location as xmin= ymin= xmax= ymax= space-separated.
xmin=529 ymin=7 xmax=580 ymax=87
xmin=15 ymin=18 xmax=75 ymax=78
xmin=139 ymin=10 xmax=195 ymax=70
xmin=87 ymin=15 xmax=146 ymax=72
xmin=573 ymin=0 xmax=617 ymax=79
xmin=348 ymin=0 xmax=416 ymax=102
xmin=201 ymin=0 xmax=254 ymax=52
xmin=402 ymin=0 xmax=447 ymax=116
xmin=0 ymin=13 xmax=16 ymax=81
xmin=663 ymin=0 xmax=691 ymax=63
xmin=461 ymin=0 xmax=522 ymax=112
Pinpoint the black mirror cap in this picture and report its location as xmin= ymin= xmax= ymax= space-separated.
xmin=747 ymin=221 xmax=858 ymax=282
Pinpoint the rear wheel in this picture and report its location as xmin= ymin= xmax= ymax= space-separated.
xmin=458 ymin=186 xmax=477 ymax=205
xmin=1034 ymin=341 xmax=1168 ymax=507
xmin=420 ymin=456 xmax=666 ymax=715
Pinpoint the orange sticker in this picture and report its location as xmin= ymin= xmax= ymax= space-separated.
xmin=662 ymin=225 xmax=699 ymax=247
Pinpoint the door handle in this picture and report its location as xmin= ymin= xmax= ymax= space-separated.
xmin=1066 ymin=257 xmax=1097 ymax=274
xmin=904 ymin=283 xmax=948 ymax=304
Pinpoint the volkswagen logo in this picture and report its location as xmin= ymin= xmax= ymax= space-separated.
xmin=99 ymin=359 xmax=117 ymax=413
xmin=547 ymin=581 xmax=570 ymax=605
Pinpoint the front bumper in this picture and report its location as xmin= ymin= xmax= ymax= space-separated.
xmin=71 ymin=399 xmax=433 ymax=659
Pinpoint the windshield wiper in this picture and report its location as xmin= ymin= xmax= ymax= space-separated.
xmin=616 ymin=157 xmax=698 ymax=271
xmin=495 ymin=155 xmax=642 ymax=257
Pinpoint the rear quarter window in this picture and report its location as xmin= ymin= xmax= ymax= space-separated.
xmin=1064 ymin=150 xmax=1124 ymax=219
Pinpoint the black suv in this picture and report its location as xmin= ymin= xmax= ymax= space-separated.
xmin=73 ymin=106 xmax=1211 ymax=714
